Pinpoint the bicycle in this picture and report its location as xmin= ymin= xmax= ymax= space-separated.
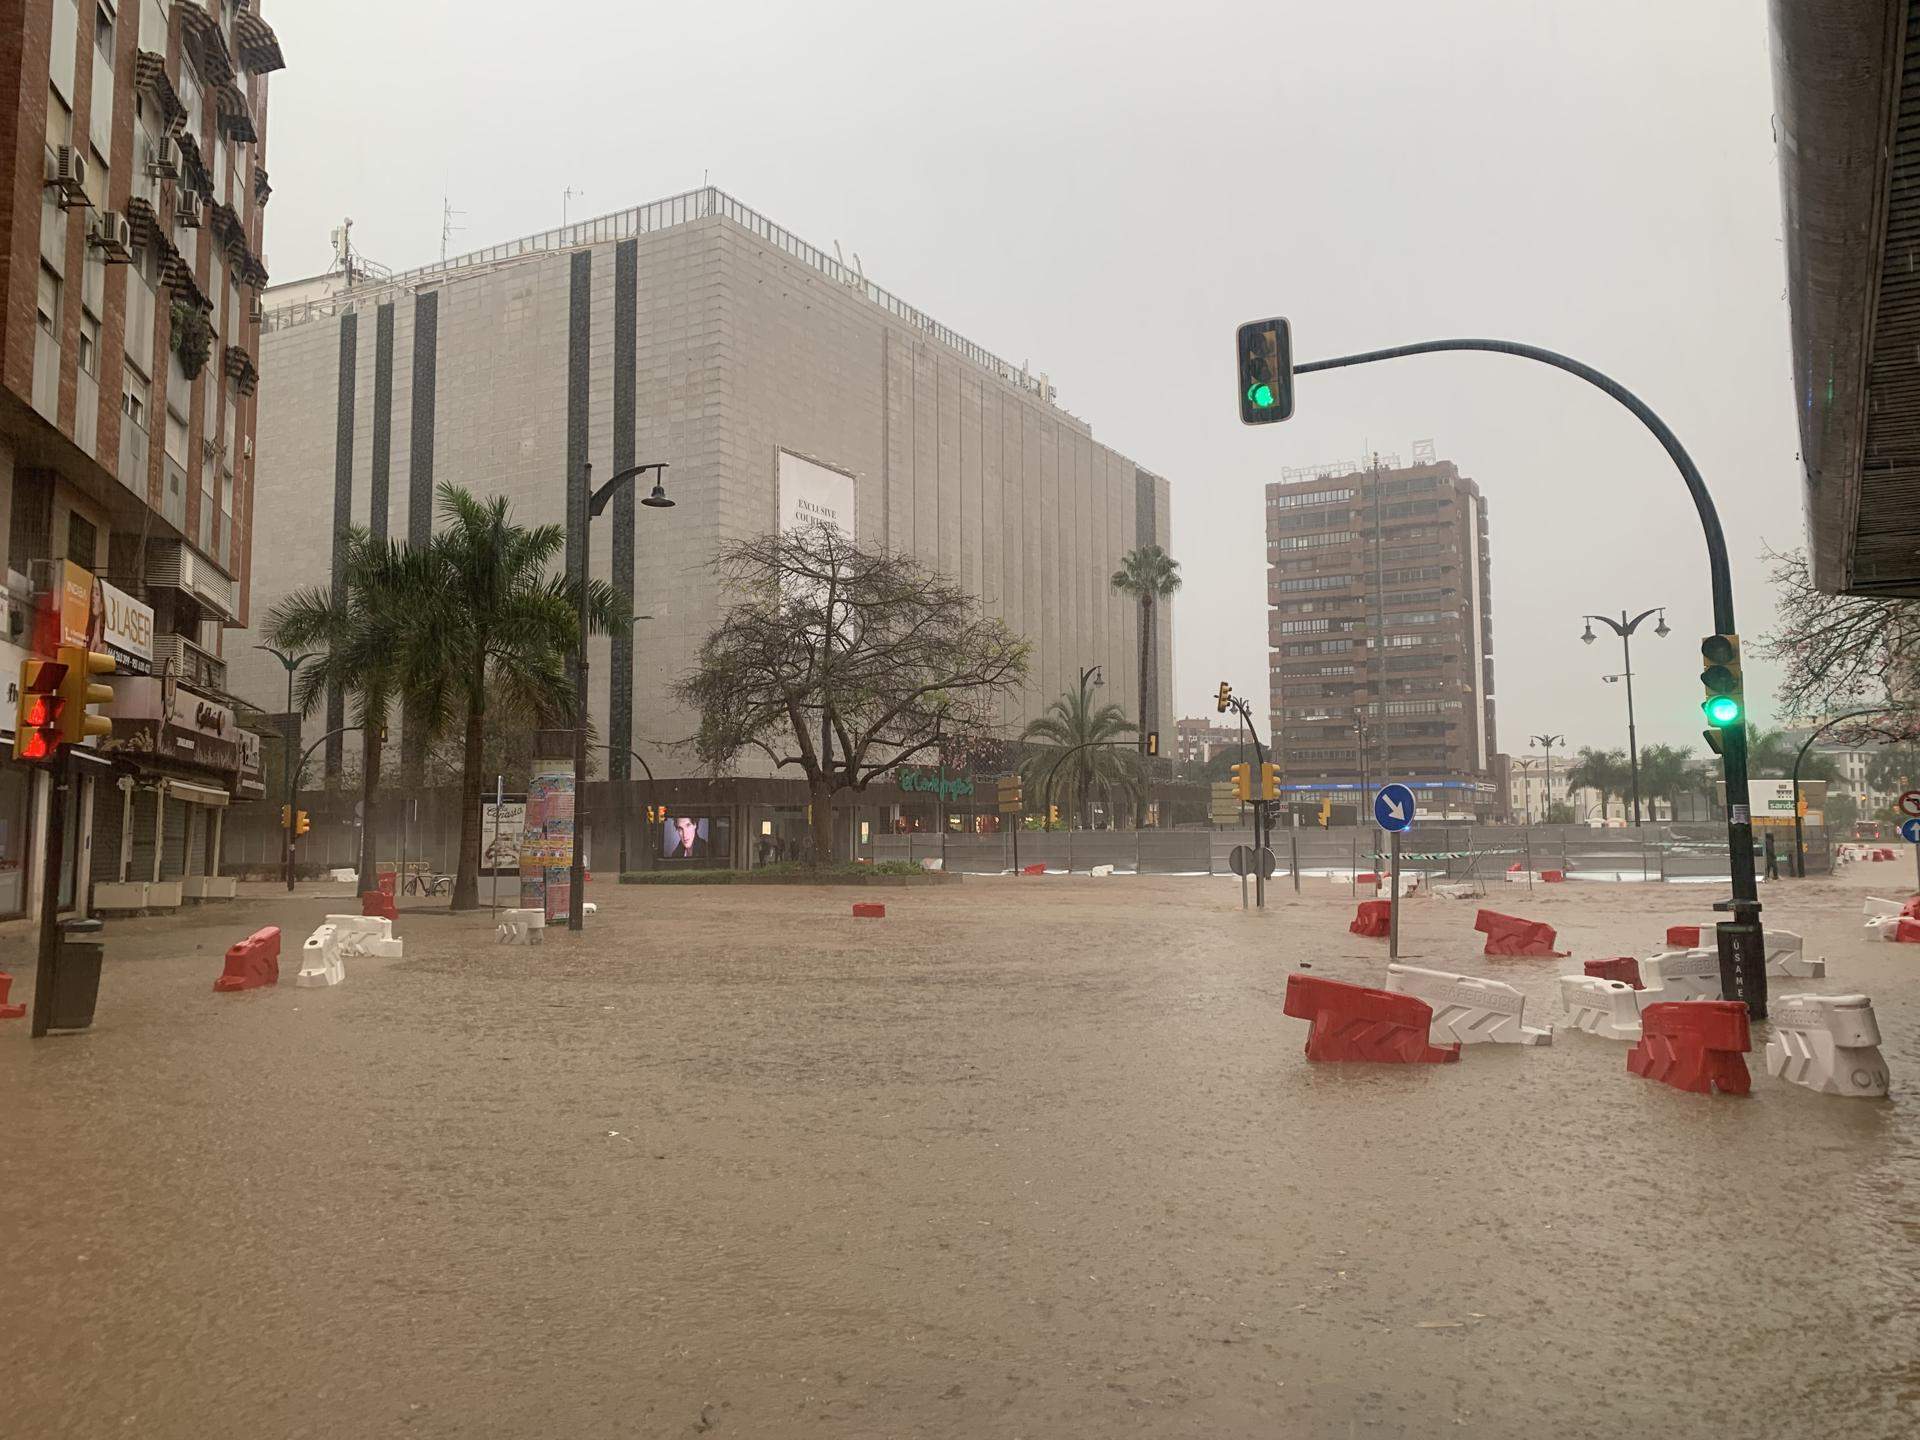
xmin=400 ymin=870 xmax=452 ymax=897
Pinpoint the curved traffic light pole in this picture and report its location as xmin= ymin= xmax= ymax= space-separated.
xmin=1790 ymin=708 xmax=1920 ymax=877
xmin=1294 ymin=337 xmax=1766 ymax=1015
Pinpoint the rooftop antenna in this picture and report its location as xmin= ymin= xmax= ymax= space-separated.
xmin=440 ymin=193 xmax=466 ymax=263
xmin=330 ymin=217 xmax=354 ymax=277
xmin=563 ymin=186 xmax=585 ymax=228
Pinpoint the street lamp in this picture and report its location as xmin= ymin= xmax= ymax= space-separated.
xmin=255 ymin=644 xmax=317 ymax=892
xmin=1528 ymin=732 xmax=1564 ymax=826
xmin=571 ymin=460 xmax=672 ymax=932
xmin=1579 ymin=608 xmax=1667 ymax=826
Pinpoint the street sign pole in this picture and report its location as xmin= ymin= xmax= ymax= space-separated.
xmin=1291 ymin=829 xmax=1301 ymax=894
xmin=1254 ymin=801 xmax=1266 ymax=911
xmin=1389 ymin=828 xmax=1402 ymax=960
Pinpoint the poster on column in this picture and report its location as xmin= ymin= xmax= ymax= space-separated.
xmin=522 ymin=758 xmax=575 ymax=924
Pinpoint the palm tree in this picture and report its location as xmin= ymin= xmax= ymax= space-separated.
xmin=1109 ymin=546 xmax=1181 ymax=758
xmin=398 ymin=483 xmax=627 ymax=910
xmin=1019 ymin=680 xmax=1142 ymax=828
xmin=265 ymin=529 xmax=427 ymax=894
xmin=1635 ymin=743 xmax=1697 ymax=822
xmin=1563 ymin=746 xmax=1628 ymax=822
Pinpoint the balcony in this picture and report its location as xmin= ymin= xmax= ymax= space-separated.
xmin=146 ymin=537 xmax=237 ymax=621
xmin=151 ymin=632 xmax=228 ymax=694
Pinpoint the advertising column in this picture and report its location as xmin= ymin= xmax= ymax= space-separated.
xmin=521 ymin=754 xmax=575 ymax=924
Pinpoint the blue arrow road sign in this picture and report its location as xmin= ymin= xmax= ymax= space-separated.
xmin=1901 ymin=818 xmax=1920 ymax=845
xmin=1374 ymin=783 xmax=1417 ymax=833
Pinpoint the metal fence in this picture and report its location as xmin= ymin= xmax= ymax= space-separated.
xmin=866 ymin=822 xmax=1818 ymax=880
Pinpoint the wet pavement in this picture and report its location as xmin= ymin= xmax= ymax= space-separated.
xmin=2 ymin=869 xmax=1917 ymax=1437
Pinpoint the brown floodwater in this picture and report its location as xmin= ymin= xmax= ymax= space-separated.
xmin=2 ymin=868 xmax=1916 ymax=1437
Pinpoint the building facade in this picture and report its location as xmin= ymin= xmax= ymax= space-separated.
xmin=1173 ymin=715 xmax=1238 ymax=767
xmin=0 ymin=0 xmax=282 ymax=917
xmin=231 ymin=188 xmax=1176 ymax=794
xmin=1265 ymin=454 xmax=1496 ymax=819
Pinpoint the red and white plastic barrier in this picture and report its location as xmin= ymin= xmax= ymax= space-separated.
xmin=1867 ymin=914 xmax=1920 ymax=943
xmin=214 ymin=927 xmax=281 ymax=992
xmin=1558 ymin=975 xmax=1644 ymax=1041
xmin=361 ymin=889 xmax=399 ymax=923
xmin=1386 ymin=963 xmax=1552 ymax=1046
xmin=1282 ymin=974 xmax=1461 ymax=1064
xmin=298 ymin=926 xmax=346 ymax=987
xmin=0 ymin=971 xmax=23 ymax=1021
xmin=1584 ymin=956 xmax=1643 ymax=989
xmin=1628 ymin=1001 xmax=1751 ymax=1096
xmin=1474 ymin=909 xmax=1567 ymax=957
xmin=1763 ymin=929 xmax=1825 ymax=979
xmin=1349 ymin=899 xmax=1390 ymax=939
xmin=1765 ymin=994 xmax=1889 ymax=1098
xmin=1640 ymin=949 xmax=1721 ymax=1000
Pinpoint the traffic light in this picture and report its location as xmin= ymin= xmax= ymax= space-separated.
xmin=1260 ymin=761 xmax=1280 ymax=801
xmin=1231 ymin=762 xmax=1253 ymax=802
xmin=280 ymin=804 xmax=293 ymax=829
xmin=55 ymin=645 xmax=114 ymax=745
xmin=13 ymin=658 xmax=69 ymax=762
xmin=295 ymin=810 xmax=311 ymax=837
xmin=1700 ymin=633 xmax=1743 ymax=729
xmin=1215 ymin=681 xmax=1233 ymax=714
xmin=1317 ymin=797 xmax=1333 ymax=828
xmin=1145 ymin=731 xmax=1159 ymax=757
xmin=1236 ymin=317 xmax=1294 ymax=425
xmin=1047 ymin=804 xmax=1059 ymax=826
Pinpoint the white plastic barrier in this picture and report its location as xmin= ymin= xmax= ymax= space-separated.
xmin=497 ymin=908 xmax=545 ymax=945
xmin=1387 ymin=963 xmax=1552 ymax=1046
xmin=1557 ymin=975 xmax=1643 ymax=1041
xmin=297 ymin=925 xmax=345 ymax=987
xmin=1766 ymin=994 xmax=1890 ymax=1098
xmin=322 ymin=914 xmax=403 ymax=960
xmin=328 ymin=868 xmax=358 ymax=884
xmin=1640 ymin=949 xmax=1721 ymax=1000
xmin=1863 ymin=896 xmax=1903 ymax=919
xmin=1432 ymin=883 xmax=1478 ymax=900
xmin=1089 ymin=864 xmax=1115 ymax=878
xmin=1866 ymin=914 xmax=1915 ymax=942
xmin=1763 ymin=929 xmax=1825 ymax=979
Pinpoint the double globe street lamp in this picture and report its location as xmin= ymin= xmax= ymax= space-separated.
xmin=1581 ymin=608 xmax=1668 ymax=826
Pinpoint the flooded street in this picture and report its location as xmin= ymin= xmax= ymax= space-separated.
xmin=3 ymin=870 xmax=1917 ymax=1437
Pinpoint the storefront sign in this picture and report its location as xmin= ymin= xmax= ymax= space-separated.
xmin=35 ymin=559 xmax=96 ymax=651
xmin=778 ymin=450 xmax=857 ymax=536
xmin=101 ymin=676 xmax=251 ymax=774
xmin=99 ymin=581 xmax=155 ymax=676
xmin=896 ymin=767 xmax=975 ymax=802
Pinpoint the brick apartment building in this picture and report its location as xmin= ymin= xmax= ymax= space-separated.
xmin=0 ymin=1 xmax=284 ymax=919
xmin=1173 ymin=715 xmax=1238 ymax=767
xmin=229 ymin=187 xmax=1175 ymax=860
xmin=1265 ymin=452 xmax=1497 ymax=819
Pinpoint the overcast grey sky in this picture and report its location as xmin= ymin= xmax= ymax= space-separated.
xmin=263 ymin=0 xmax=1802 ymax=761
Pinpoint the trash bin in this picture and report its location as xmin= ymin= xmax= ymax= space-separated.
xmin=49 ymin=917 xmax=105 ymax=1031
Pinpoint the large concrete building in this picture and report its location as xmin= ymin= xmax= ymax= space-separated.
xmin=232 ymin=188 xmax=1176 ymax=799
xmin=1265 ymin=452 xmax=1497 ymax=819
xmin=0 ymin=0 xmax=284 ymax=919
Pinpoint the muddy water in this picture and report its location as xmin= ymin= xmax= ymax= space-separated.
xmin=1 ymin=871 xmax=1916 ymax=1438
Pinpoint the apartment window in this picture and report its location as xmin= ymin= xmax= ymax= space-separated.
xmin=1273 ymin=574 xmax=1352 ymax=594
xmin=1269 ymin=487 xmax=1354 ymax=510
xmin=89 ymin=3 xmax=116 ymax=154
xmin=123 ymin=365 xmax=150 ymax=429
xmin=1278 ymin=619 xmax=1331 ymax=634
xmin=1271 ymin=531 xmax=1359 ymax=552
xmin=67 ymin=512 xmax=98 ymax=569
xmin=51 ymin=0 xmax=81 ymax=104
xmin=38 ymin=266 xmax=62 ymax=335
xmin=165 ymin=405 xmax=187 ymax=465
xmin=78 ymin=313 xmax=100 ymax=375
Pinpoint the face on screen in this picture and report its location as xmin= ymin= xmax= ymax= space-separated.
xmin=662 ymin=817 xmax=711 ymax=857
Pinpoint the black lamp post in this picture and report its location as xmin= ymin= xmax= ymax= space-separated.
xmin=571 ymin=460 xmax=671 ymax=932
xmin=1581 ymin=608 xmax=1668 ymax=826
xmin=1076 ymin=666 xmax=1102 ymax=829
xmin=255 ymin=644 xmax=316 ymax=892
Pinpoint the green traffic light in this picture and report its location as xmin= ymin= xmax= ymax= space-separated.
xmin=1247 ymin=381 xmax=1276 ymax=408
xmin=1704 ymin=695 xmax=1742 ymax=727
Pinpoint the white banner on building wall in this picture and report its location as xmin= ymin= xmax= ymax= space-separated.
xmin=777 ymin=450 xmax=856 ymax=536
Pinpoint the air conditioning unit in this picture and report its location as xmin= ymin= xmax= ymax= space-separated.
xmin=91 ymin=210 xmax=135 ymax=262
xmin=176 ymin=193 xmax=203 ymax=229
xmin=146 ymin=138 xmax=179 ymax=181
xmin=46 ymin=145 xmax=88 ymax=206
xmin=242 ymin=435 xmax=254 ymax=459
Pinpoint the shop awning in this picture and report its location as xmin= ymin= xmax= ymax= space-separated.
xmin=165 ymin=779 xmax=231 ymax=807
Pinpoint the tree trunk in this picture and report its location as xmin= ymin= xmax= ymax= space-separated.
xmin=356 ymin=717 xmax=383 ymax=896
xmin=1138 ymin=597 xmax=1152 ymax=754
xmin=450 ymin=696 xmax=486 ymax=910
xmin=809 ymin=775 xmax=836 ymax=865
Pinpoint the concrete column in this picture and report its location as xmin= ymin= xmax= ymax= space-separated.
xmin=211 ymin=807 xmax=224 ymax=878
xmin=151 ymin=782 xmax=165 ymax=884
xmin=117 ymin=776 xmax=133 ymax=881
xmin=26 ymin=768 xmax=51 ymax=929
xmin=76 ymin=772 xmax=94 ymax=919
